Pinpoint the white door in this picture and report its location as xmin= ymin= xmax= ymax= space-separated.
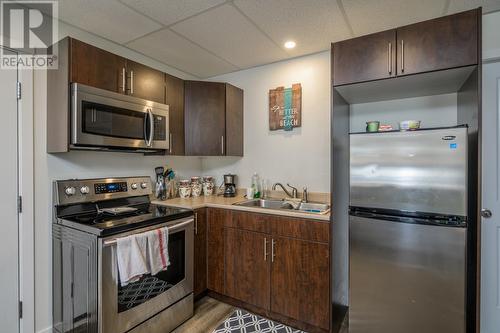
xmin=0 ymin=47 xmax=20 ymax=332
xmin=481 ymin=61 xmax=500 ymax=332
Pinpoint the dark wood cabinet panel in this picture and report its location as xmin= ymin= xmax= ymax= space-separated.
xmin=70 ymin=38 xmax=126 ymax=93
xmin=126 ymin=60 xmax=165 ymax=103
xmin=185 ymin=81 xmax=226 ymax=156
xmin=397 ymin=9 xmax=478 ymax=76
xmin=207 ymin=208 xmax=230 ymax=293
xmin=225 ymin=228 xmax=271 ymax=310
xmin=226 ymin=211 xmax=272 ymax=234
xmin=194 ymin=208 xmax=207 ymax=298
xmin=333 ymin=30 xmax=396 ymax=86
xmin=225 ymin=84 xmax=244 ymax=156
xmin=271 ymin=216 xmax=329 ymax=243
xmin=271 ymin=237 xmax=330 ymax=330
xmin=165 ymin=73 xmax=185 ymax=155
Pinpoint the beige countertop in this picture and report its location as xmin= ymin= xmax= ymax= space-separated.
xmin=152 ymin=194 xmax=330 ymax=222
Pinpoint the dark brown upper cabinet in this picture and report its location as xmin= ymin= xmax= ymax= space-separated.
xmin=333 ymin=30 xmax=396 ymax=86
xmin=69 ymin=38 xmax=165 ymax=103
xmin=396 ymin=9 xmax=478 ymax=76
xmin=70 ymin=38 xmax=127 ymax=93
xmin=184 ymin=81 xmax=244 ymax=156
xmin=333 ymin=8 xmax=479 ymax=86
xmin=125 ymin=60 xmax=165 ymax=103
xmin=165 ymin=73 xmax=185 ymax=155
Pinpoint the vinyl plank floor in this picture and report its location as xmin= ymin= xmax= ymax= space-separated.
xmin=172 ymin=296 xmax=235 ymax=333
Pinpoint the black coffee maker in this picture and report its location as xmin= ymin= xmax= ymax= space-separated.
xmin=223 ymin=174 xmax=236 ymax=197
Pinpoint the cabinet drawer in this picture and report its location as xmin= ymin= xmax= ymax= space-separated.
xmin=226 ymin=211 xmax=272 ymax=234
xmin=271 ymin=216 xmax=329 ymax=243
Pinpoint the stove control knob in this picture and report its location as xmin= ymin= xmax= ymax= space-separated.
xmin=140 ymin=182 xmax=148 ymax=189
xmin=131 ymin=183 xmax=138 ymax=190
xmin=65 ymin=186 xmax=76 ymax=196
xmin=80 ymin=186 xmax=90 ymax=194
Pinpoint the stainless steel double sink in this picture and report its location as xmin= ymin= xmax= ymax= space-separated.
xmin=233 ymin=198 xmax=330 ymax=214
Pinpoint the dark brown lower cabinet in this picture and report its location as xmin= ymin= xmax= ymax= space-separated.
xmin=206 ymin=208 xmax=330 ymax=332
xmin=193 ymin=208 xmax=207 ymax=298
xmin=207 ymin=208 xmax=230 ymax=294
xmin=271 ymin=236 xmax=330 ymax=330
xmin=225 ymin=228 xmax=271 ymax=310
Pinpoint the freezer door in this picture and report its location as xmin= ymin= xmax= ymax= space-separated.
xmin=350 ymin=127 xmax=467 ymax=216
xmin=349 ymin=215 xmax=466 ymax=333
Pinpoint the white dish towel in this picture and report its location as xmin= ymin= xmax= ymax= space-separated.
xmin=116 ymin=232 xmax=149 ymax=287
xmin=147 ymin=227 xmax=170 ymax=275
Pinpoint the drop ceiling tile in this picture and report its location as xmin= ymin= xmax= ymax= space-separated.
xmin=127 ymin=28 xmax=238 ymax=78
xmin=119 ymin=0 xmax=226 ymax=26
xmin=56 ymin=0 xmax=161 ymax=43
xmin=234 ymin=0 xmax=351 ymax=56
xmin=447 ymin=0 xmax=500 ymax=14
xmin=342 ymin=0 xmax=447 ymax=36
xmin=170 ymin=4 xmax=288 ymax=68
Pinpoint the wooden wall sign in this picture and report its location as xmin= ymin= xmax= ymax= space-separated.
xmin=269 ymin=83 xmax=302 ymax=131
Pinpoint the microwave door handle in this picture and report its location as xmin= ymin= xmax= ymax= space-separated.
xmin=144 ymin=109 xmax=154 ymax=147
xmin=148 ymin=109 xmax=154 ymax=147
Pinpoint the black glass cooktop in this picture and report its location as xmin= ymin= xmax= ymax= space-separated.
xmin=56 ymin=198 xmax=193 ymax=236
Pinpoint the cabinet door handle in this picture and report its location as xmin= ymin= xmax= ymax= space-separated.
xmin=194 ymin=212 xmax=198 ymax=234
xmin=271 ymin=239 xmax=276 ymax=262
xmin=401 ymin=40 xmax=404 ymax=73
xmin=169 ymin=133 xmax=173 ymax=154
xmin=130 ymin=70 xmax=134 ymax=94
xmin=387 ymin=42 xmax=392 ymax=75
xmin=121 ymin=68 xmax=126 ymax=93
xmin=221 ymin=135 xmax=225 ymax=155
xmin=264 ymin=237 xmax=268 ymax=261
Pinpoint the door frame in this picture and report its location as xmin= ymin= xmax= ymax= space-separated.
xmin=19 ymin=63 xmax=34 ymax=333
xmin=2 ymin=44 xmax=35 ymax=333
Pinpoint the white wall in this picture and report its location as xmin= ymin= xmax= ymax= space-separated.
xmin=33 ymin=22 xmax=201 ymax=333
xmin=483 ymin=11 xmax=500 ymax=62
xmin=202 ymin=51 xmax=331 ymax=192
xmin=349 ymin=93 xmax=458 ymax=132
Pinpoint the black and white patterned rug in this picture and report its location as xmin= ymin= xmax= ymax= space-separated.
xmin=213 ymin=309 xmax=306 ymax=333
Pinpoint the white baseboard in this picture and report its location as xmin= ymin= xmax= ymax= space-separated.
xmin=37 ymin=326 xmax=52 ymax=333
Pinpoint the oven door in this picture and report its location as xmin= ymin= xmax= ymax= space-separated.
xmin=98 ymin=217 xmax=193 ymax=333
xmin=71 ymin=83 xmax=169 ymax=150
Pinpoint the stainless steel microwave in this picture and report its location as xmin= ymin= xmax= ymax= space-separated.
xmin=71 ymin=83 xmax=169 ymax=152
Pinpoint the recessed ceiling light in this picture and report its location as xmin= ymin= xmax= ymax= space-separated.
xmin=284 ymin=41 xmax=296 ymax=49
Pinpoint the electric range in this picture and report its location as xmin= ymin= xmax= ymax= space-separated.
xmin=52 ymin=176 xmax=194 ymax=333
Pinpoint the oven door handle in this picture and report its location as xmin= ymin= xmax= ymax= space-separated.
xmin=103 ymin=218 xmax=193 ymax=247
xmin=144 ymin=108 xmax=154 ymax=147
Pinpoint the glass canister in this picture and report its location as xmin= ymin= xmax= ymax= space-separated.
xmin=202 ymin=176 xmax=215 ymax=196
xmin=190 ymin=176 xmax=202 ymax=197
xmin=178 ymin=179 xmax=191 ymax=198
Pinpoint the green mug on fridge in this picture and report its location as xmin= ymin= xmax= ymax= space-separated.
xmin=366 ymin=121 xmax=380 ymax=132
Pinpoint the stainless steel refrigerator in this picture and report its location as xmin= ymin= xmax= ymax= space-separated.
xmin=349 ymin=127 xmax=468 ymax=333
